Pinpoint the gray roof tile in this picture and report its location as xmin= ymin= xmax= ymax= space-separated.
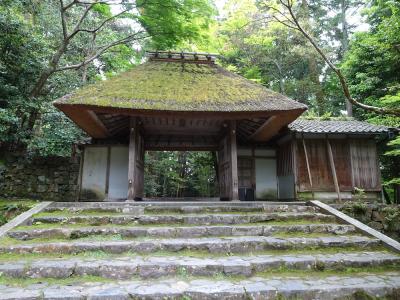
xmin=288 ymin=119 xmax=389 ymax=134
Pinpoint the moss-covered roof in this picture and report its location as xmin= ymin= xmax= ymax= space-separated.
xmin=55 ymin=60 xmax=306 ymax=113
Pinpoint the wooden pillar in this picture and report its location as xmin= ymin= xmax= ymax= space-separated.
xmin=127 ymin=117 xmax=137 ymax=201
xmin=230 ymin=120 xmax=239 ymax=201
xmin=326 ymin=138 xmax=342 ymax=202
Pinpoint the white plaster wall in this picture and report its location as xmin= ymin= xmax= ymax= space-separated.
xmin=81 ymin=146 xmax=108 ymax=200
xmin=255 ymin=158 xmax=277 ymax=199
xmin=108 ymin=146 xmax=129 ymax=200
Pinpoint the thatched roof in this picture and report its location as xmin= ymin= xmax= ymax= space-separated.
xmin=54 ymin=57 xmax=306 ymax=113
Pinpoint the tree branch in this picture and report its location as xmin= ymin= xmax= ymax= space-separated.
xmin=77 ymin=9 xmax=130 ymax=34
xmin=55 ymin=31 xmax=148 ymax=72
xmin=59 ymin=0 xmax=68 ymax=39
xmin=265 ymin=0 xmax=400 ymax=116
xmin=62 ymin=0 xmax=78 ymax=11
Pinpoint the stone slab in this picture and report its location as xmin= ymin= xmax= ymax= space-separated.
xmin=0 ymin=273 xmax=399 ymax=300
xmin=0 ymin=235 xmax=381 ymax=255
xmin=30 ymin=212 xmax=336 ymax=226
xmin=7 ymin=223 xmax=356 ymax=240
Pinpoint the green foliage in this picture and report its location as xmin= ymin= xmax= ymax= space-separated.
xmin=381 ymin=206 xmax=400 ymax=231
xmin=342 ymin=200 xmax=368 ymax=216
xmin=137 ymin=0 xmax=216 ymax=50
xmin=340 ymin=0 xmax=400 ymax=197
xmin=0 ymin=199 xmax=37 ymax=226
xmin=144 ymin=151 xmax=218 ymax=198
xmin=0 ymin=0 xmax=216 ymax=157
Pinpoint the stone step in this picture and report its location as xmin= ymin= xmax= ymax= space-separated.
xmin=0 ymin=236 xmax=380 ymax=255
xmin=1 ymin=272 xmax=399 ymax=299
xmin=29 ymin=212 xmax=336 ymax=226
xmin=144 ymin=204 xmax=320 ymax=214
xmin=0 ymin=252 xmax=398 ymax=280
xmin=44 ymin=204 xmax=320 ymax=214
xmin=8 ymin=223 xmax=356 ymax=241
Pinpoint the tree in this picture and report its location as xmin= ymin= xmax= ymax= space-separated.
xmin=217 ymin=0 xmax=327 ymax=113
xmin=341 ymin=0 xmax=400 ymax=201
xmin=0 ymin=0 xmax=216 ymax=155
xmin=144 ymin=151 xmax=217 ymax=198
xmin=256 ymin=0 xmax=400 ymax=116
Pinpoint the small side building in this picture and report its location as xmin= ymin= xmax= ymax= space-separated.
xmin=276 ymin=119 xmax=391 ymax=201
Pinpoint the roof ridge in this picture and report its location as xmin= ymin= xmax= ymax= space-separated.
xmin=146 ymin=51 xmax=218 ymax=64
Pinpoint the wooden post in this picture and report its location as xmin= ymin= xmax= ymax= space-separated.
xmin=292 ymin=137 xmax=298 ymax=199
xmin=76 ymin=147 xmax=85 ymax=202
xmin=302 ymin=135 xmax=313 ymax=198
xmin=105 ymin=146 xmax=111 ymax=200
xmin=230 ymin=120 xmax=239 ymax=201
xmin=127 ymin=117 xmax=137 ymax=201
xmin=326 ymin=138 xmax=342 ymax=202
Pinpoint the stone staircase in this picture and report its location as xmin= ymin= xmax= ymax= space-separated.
xmin=0 ymin=201 xmax=399 ymax=299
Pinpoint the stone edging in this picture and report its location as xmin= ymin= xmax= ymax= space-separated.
xmin=308 ymin=200 xmax=400 ymax=253
xmin=0 ymin=201 xmax=53 ymax=238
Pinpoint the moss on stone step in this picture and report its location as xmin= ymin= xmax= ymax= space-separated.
xmin=0 ymin=245 xmax=391 ymax=262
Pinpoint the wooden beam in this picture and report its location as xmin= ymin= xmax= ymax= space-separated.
xmin=127 ymin=117 xmax=137 ymax=201
xmin=249 ymin=112 xmax=300 ymax=142
xmin=230 ymin=120 xmax=239 ymax=201
xmin=302 ymin=135 xmax=313 ymax=191
xmin=326 ymin=138 xmax=342 ymax=202
xmin=249 ymin=116 xmax=276 ymax=140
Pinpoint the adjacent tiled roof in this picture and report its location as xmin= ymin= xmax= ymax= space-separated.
xmin=54 ymin=58 xmax=306 ymax=113
xmin=289 ymin=119 xmax=390 ymax=134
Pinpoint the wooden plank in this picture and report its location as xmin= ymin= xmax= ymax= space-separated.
xmin=127 ymin=117 xmax=137 ymax=201
xmin=350 ymin=140 xmax=381 ymax=191
xmin=0 ymin=202 xmax=53 ymax=238
xmin=309 ymin=200 xmax=400 ymax=253
xmin=326 ymin=138 xmax=342 ymax=202
xmin=348 ymin=138 xmax=355 ymax=190
xmin=330 ymin=140 xmax=352 ymax=190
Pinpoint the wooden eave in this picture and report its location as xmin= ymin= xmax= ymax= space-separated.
xmin=55 ymin=102 xmax=306 ymax=142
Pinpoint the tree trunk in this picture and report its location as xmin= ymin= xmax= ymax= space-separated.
xmin=340 ymin=0 xmax=353 ymax=117
xmin=301 ymin=0 xmax=325 ymax=115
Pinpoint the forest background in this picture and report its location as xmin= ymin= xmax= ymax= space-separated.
xmin=0 ymin=0 xmax=399 ymax=200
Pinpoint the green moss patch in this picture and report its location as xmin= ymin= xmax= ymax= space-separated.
xmin=55 ymin=61 xmax=306 ymax=112
xmin=0 ymin=199 xmax=39 ymax=226
xmin=0 ymin=275 xmax=113 ymax=288
xmin=0 ymin=246 xmax=391 ymax=262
